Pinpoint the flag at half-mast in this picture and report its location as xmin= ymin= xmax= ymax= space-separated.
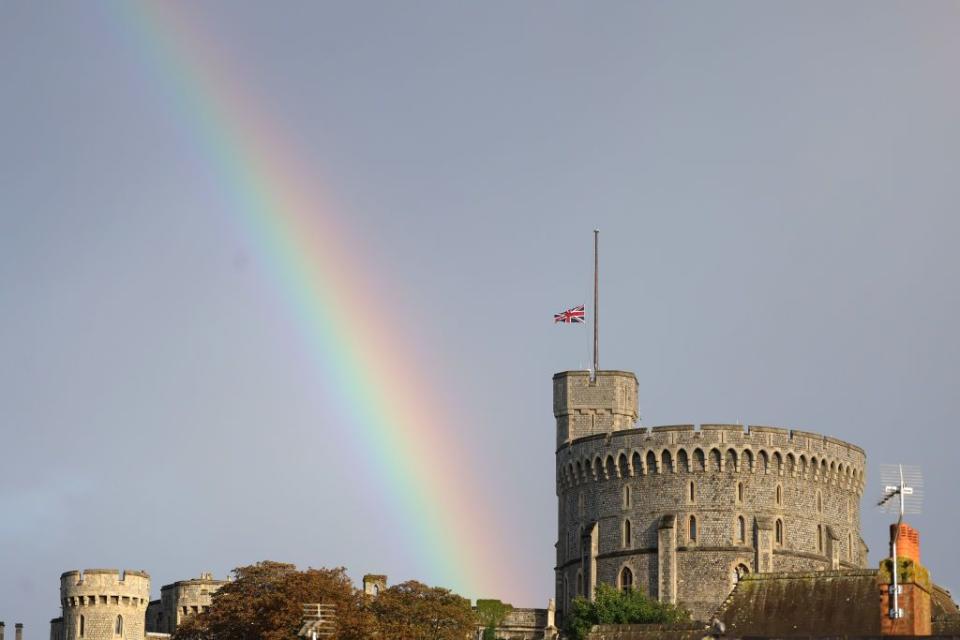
xmin=554 ymin=305 xmax=585 ymax=323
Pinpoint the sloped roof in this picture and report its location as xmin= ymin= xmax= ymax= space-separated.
xmin=715 ymin=570 xmax=881 ymax=637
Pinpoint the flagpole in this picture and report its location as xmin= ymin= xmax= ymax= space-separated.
xmin=593 ymin=229 xmax=599 ymax=380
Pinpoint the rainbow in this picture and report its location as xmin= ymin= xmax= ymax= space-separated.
xmin=111 ymin=1 xmax=512 ymax=597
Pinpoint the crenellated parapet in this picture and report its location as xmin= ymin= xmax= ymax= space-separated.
xmin=556 ymin=424 xmax=865 ymax=495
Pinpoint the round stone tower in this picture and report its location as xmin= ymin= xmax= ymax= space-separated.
xmin=60 ymin=570 xmax=150 ymax=640
xmin=554 ymin=370 xmax=867 ymax=622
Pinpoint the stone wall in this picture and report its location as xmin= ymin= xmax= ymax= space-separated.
xmin=554 ymin=370 xmax=867 ymax=622
xmin=58 ymin=570 xmax=150 ymax=640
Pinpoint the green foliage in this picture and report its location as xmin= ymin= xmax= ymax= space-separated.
xmin=476 ymin=598 xmax=513 ymax=627
xmin=564 ymin=584 xmax=690 ymax=640
xmin=477 ymin=599 xmax=512 ymax=640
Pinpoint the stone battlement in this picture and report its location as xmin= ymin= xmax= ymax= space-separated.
xmin=61 ymin=569 xmax=151 ymax=596
xmin=557 ymin=422 xmax=865 ymax=495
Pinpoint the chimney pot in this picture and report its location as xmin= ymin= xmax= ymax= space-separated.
xmin=13 ymin=623 xmax=21 ymax=640
xmin=890 ymin=522 xmax=921 ymax=564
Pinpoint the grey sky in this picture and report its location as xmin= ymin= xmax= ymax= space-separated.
xmin=3 ymin=1 xmax=960 ymax=634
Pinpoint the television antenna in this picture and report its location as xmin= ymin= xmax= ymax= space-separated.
xmin=876 ymin=464 xmax=924 ymax=620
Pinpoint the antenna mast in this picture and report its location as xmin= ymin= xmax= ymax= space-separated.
xmin=593 ymin=229 xmax=599 ymax=381
xmin=878 ymin=464 xmax=924 ymax=621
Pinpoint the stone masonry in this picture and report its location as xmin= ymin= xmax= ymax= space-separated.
xmin=145 ymin=573 xmax=227 ymax=634
xmin=554 ymin=370 xmax=867 ymax=622
xmin=51 ymin=570 xmax=151 ymax=640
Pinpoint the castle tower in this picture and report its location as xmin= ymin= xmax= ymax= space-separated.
xmin=152 ymin=573 xmax=226 ymax=634
xmin=554 ymin=368 xmax=867 ymax=622
xmin=553 ymin=370 xmax=638 ymax=448
xmin=59 ymin=570 xmax=150 ymax=640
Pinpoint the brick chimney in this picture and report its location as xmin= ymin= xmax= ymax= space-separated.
xmin=891 ymin=523 xmax=920 ymax=564
xmin=879 ymin=522 xmax=931 ymax=636
xmin=13 ymin=624 xmax=21 ymax=640
xmin=1 ymin=620 xmax=5 ymax=640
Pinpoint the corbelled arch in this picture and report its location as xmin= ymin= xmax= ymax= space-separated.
xmin=631 ymin=450 xmax=643 ymax=476
xmin=726 ymin=448 xmax=738 ymax=472
xmin=661 ymin=449 xmax=674 ymax=473
xmin=742 ymin=448 xmax=754 ymax=473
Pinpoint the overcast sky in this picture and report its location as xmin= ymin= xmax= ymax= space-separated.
xmin=3 ymin=1 xmax=960 ymax=634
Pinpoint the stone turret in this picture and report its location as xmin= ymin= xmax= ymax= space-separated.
xmin=553 ymin=370 xmax=638 ymax=447
xmin=59 ymin=570 xmax=150 ymax=640
xmin=363 ymin=574 xmax=387 ymax=597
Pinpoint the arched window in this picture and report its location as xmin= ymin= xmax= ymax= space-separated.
xmin=689 ymin=481 xmax=696 ymax=503
xmin=710 ymin=449 xmax=722 ymax=472
xmin=623 ymin=485 xmax=631 ymax=510
xmin=646 ymin=451 xmax=657 ymax=474
xmin=116 ymin=615 xmax=123 ymax=636
xmin=737 ymin=482 xmax=743 ymax=503
xmin=775 ymin=519 xmax=783 ymax=545
xmin=818 ymin=524 xmax=824 ymax=552
xmin=80 ymin=616 xmax=85 ymax=638
xmin=817 ymin=491 xmax=822 ymax=513
xmin=734 ymin=563 xmax=750 ymax=584
xmin=623 ymin=519 xmax=632 ymax=548
xmin=577 ymin=571 xmax=584 ymax=596
xmin=737 ymin=516 xmax=746 ymax=543
xmin=689 ymin=515 xmax=697 ymax=542
xmin=620 ymin=566 xmax=634 ymax=592
xmin=678 ymin=448 xmax=689 ymax=472
xmin=776 ymin=485 xmax=782 ymax=506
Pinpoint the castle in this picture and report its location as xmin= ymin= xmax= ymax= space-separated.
xmin=41 ymin=366 xmax=958 ymax=639
xmin=553 ymin=369 xmax=867 ymax=621
xmin=48 ymin=571 xmax=226 ymax=640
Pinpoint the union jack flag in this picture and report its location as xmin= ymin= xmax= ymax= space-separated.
xmin=554 ymin=305 xmax=585 ymax=323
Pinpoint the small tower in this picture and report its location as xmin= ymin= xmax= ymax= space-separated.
xmin=59 ymin=570 xmax=150 ymax=640
xmin=553 ymin=370 xmax=638 ymax=447
xmin=362 ymin=574 xmax=387 ymax=597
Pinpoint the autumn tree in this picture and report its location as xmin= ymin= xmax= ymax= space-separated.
xmin=368 ymin=580 xmax=477 ymax=640
xmin=172 ymin=561 xmax=372 ymax=640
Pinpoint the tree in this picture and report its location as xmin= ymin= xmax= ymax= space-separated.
xmin=564 ymin=584 xmax=690 ymax=640
xmin=476 ymin=599 xmax=512 ymax=640
xmin=172 ymin=561 xmax=372 ymax=640
xmin=368 ymin=580 xmax=476 ymax=640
